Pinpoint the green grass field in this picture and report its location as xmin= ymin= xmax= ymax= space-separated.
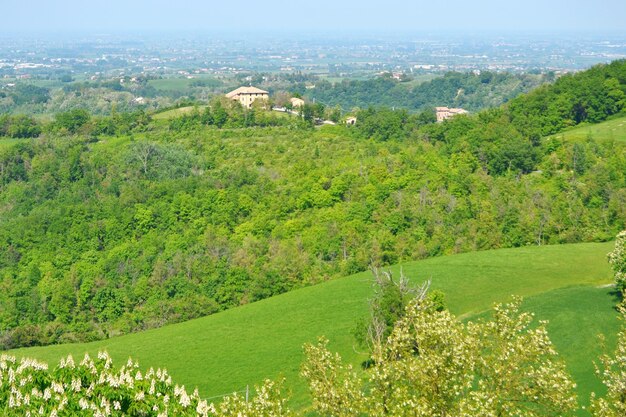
xmin=468 ymin=284 xmax=620 ymax=414
xmin=152 ymin=105 xmax=209 ymax=120
xmin=8 ymin=242 xmax=618 ymax=412
xmin=551 ymin=114 xmax=626 ymax=143
xmin=521 ymin=286 xmax=620 ymax=411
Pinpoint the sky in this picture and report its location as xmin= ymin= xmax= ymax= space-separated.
xmin=3 ymin=0 xmax=626 ymax=34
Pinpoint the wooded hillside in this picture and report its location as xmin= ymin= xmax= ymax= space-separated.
xmin=1 ymin=61 xmax=625 ymax=349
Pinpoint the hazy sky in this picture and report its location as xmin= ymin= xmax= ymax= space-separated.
xmin=3 ymin=0 xmax=626 ymax=33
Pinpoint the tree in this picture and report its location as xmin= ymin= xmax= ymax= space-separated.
xmin=590 ymin=302 xmax=626 ymax=417
xmin=300 ymin=103 xmax=315 ymax=124
xmin=326 ymin=105 xmax=342 ymax=123
xmin=0 ymin=114 xmax=42 ymax=138
xmin=126 ymin=141 xmax=192 ymax=180
xmin=128 ymin=141 xmax=159 ymax=177
xmin=273 ymin=91 xmax=292 ymax=108
xmin=303 ymin=297 xmax=578 ymax=417
xmin=354 ymin=267 xmax=434 ymax=351
xmin=10 ymin=83 xmax=50 ymax=105
xmin=608 ymin=230 xmax=626 ymax=295
xmin=468 ymin=298 xmax=577 ymax=417
xmin=212 ymin=99 xmax=229 ymax=127
xmin=301 ymin=338 xmax=367 ymax=417
xmin=54 ymin=109 xmax=91 ymax=133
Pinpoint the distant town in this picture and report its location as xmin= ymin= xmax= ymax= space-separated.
xmin=0 ymin=31 xmax=623 ymax=119
xmin=1 ymin=32 xmax=625 ymax=82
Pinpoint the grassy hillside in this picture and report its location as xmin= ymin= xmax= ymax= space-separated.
xmin=152 ymin=105 xmax=209 ymax=120
xmin=520 ymin=286 xmax=620 ymax=411
xmin=550 ymin=114 xmax=626 ymax=143
xmin=9 ymin=242 xmax=617 ymax=410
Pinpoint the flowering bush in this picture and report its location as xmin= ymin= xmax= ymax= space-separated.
xmin=302 ymin=297 xmax=578 ymax=417
xmin=590 ymin=302 xmax=626 ymax=417
xmin=608 ymin=230 xmax=626 ymax=295
xmin=0 ymin=351 xmax=290 ymax=417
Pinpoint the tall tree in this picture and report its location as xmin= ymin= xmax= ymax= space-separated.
xmin=303 ymin=297 xmax=577 ymax=417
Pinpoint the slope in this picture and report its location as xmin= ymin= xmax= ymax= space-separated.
xmin=549 ymin=114 xmax=626 ymax=143
xmin=520 ymin=285 xmax=620 ymax=411
xmin=9 ymin=242 xmax=615 ymax=408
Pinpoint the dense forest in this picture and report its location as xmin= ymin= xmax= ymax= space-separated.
xmin=301 ymin=71 xmax=553 ymax=112
xmin=0 ymin=60 xmax=625 ymax=349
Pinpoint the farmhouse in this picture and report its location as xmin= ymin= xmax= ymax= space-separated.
xmin=290 ymin=97 xmax=305 ymax=108
xmin=436 ymin=106 xmax=468 ymax=122
xmin=225 ymin=86 xmax=269 ymax=108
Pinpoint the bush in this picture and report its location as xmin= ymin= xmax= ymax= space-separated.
xmin=0 ymin=114 xmax=42 ymax=138
xmin=0 ymin=352 xmax=291 ymax=417
xmin=608 ymin=230 xmax=626 ymax=295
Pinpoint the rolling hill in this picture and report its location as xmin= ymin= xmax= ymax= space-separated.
xmin=550 ymin=114 xmax=626 ymax=143
xmin=9 ymin=242 xmax=618 ymax=411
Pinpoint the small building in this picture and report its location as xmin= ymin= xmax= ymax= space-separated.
xmin=290 ymin=97 xmax=305 ymax=108
xmin=225 ymin=86 xmax=269 ymax=109
xmin=346 ymin=116 xmax=357 ymax=125
xmin=435 ymin=106 xmax=468 ymax=122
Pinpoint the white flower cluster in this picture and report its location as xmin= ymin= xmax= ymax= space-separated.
xmin=0 ymin=352 xmax=214 ymax=417
xmin=1 ymin=352 xmax=291 ymax=417
xmin=608 ymin=230 xmax=626 ymax=292
xmin=302 ymin=297 xmax=579 ymax=417
xmin=590 ymin=299 xmax=626 ymax=417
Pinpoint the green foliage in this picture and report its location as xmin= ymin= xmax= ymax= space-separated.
xmin=303 ymin=297 xmax=578 ymax=417
xmin=354 ymin=107 xmax=413 ymax=141
xmin=345 ymin=61 xmax=626 ymax=176
xmin=0 ymin=114 xmax=42 ymax=138
xmin=165 ymin=99 xmax=307 ymax=131
xmin=508 ymin=60 xmax=626 ymax=137
xmin=53 ymin=109 xmax=91 ymax=133
xmin=9 ymin=83 xmax=50 ymax=106
xmin=126 ymin=141 xmax=193 ymax=180
xmin=0 ymin=118 xmax=624 ymax=348
xmin=354 ymin=268 xmax=440 ymax=351
xmin=304 ymin=71 xmax=551 ymax=112
xmin=93 ymin=110 xmax=152 ymax=136
xmin=0 ymin=61 xmax=625 ymax=350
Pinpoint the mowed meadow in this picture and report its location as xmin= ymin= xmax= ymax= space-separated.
xmin=550 ymin=114 xmax=626 ymax=143
xmin=10 ymin=242 xmax=619 ymax=412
